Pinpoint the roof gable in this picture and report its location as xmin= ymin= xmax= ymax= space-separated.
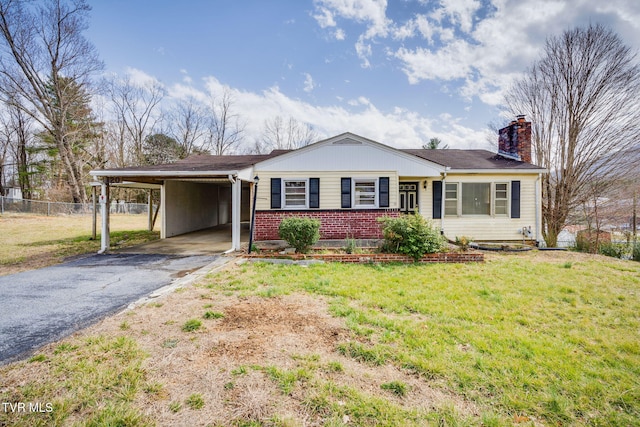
xmin=255 ymin=132 xmax=445 ymax=176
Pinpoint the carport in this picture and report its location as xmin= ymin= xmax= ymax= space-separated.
xmin=90 ymin=154 xmax=275 ymax=253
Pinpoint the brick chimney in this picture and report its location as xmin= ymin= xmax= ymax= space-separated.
xmin=498 ymin=115 xmax=532 ymax=163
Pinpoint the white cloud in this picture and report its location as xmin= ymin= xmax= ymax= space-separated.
xmin=314 ymin=0 xmax=640 ymax=106
xmin=303 ymin=73 xmax=316 ymax=92
xmin=314 ymin=0 xmax=391 ymax=65
xmin=335 ymin=28 xmax=346 ymax=40
xmin=430 ymin=0 xmax=482 ymax=33
xmin=124 ymin=67 xmax=163 ymax=88
xmin=314 ymin=0 xmax=390 ymax=36
xmin=394 ymin=40 xmax=475 ymax=83
xmin=165 ymin=75 xmax=487 ymax=151
xmin=313 ymin=6 xmax=336 ymax=28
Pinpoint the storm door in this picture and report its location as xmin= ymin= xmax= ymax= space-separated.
xmin=399 ymin=182 xmax=418 ymax=214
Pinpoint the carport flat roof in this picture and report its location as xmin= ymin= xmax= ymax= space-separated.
xmin=90 ymin=153 xmax=287 ymax=184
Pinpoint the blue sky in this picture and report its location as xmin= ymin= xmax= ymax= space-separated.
xmin=86 ymin=0 xmax=640 ymax=150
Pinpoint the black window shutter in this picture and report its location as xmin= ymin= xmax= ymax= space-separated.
xmin=270 ymin=178 xmax=281 ymax=209
xmin=341 ymin=178 xmax=351 ymax=208
xmin=378 ymin=177 xmax=390 ymax=208
xmin=309 ymin=178 xmax=320 ymax=208
xmin=432 ymin=181 xmax=442 ymax=219
xmin=511 ymin=180 xmax=521 ymax=218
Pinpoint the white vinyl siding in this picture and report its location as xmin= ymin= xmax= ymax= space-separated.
xmin=432 ymin=174 xmax=540 ymax=241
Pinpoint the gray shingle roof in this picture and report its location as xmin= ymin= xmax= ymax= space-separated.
xmin=402 ymin=149 xmax=544 ymax=170
xmin=94 ymin=147 xmax=544 ymax=178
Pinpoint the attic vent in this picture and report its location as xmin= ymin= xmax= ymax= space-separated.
xmin=332 ymin=138 xmax=362 ymax=145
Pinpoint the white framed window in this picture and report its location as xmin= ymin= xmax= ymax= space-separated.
xmin=283 ymin=179 xmax=308 ymax=208
xmin=445 ymin=182 xmax=508 ymax=217
xmin=444 ymin=183 xmax=458 ymax=216
xmin=494 ymin=183 xmax=508 ymax=216
xmin=353 ymin=178 xmax=378 ymax=208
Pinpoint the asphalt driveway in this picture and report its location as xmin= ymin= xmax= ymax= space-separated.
xmin=0 ymin=252 xmax=223 ymax=365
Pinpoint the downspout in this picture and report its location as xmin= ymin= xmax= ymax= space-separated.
xmin=98 ymin=180 xmax=110 ymax=254
xmin=227 ymin=174 xmax=241 ymax=253
xmin=248 ymin=176 xmax=259 ymax=254
xmin=441 ymin=169 xmax=449 ymax=236
xmin=535 ymin=173 xmax=543 ymax=247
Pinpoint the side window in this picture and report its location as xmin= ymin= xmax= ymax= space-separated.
xmin=444 ymin=183 xmax=458 ymax=216
xmin=494 ymin=183 xmax=508 ymax=216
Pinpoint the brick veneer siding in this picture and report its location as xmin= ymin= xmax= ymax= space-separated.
xmin=253 ymin=209 xmax=401 ymax=241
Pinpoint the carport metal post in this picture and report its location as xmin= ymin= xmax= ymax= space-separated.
xmin=99 ymin=181 xmax=110 ymax=253
xmin=230 ymin=174 xmax=242 ymax=251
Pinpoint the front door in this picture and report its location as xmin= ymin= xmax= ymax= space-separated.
xmin=399 ymin=182 xmax=418 ymax=214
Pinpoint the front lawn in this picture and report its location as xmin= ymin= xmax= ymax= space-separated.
xmin=0 ymin=213 xmax=159 ymax=275
xmin=1 ymin=251 xmax=638 ymax=426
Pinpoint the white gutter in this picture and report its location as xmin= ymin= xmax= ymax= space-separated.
xmin=89 ymin=169 xmax=241 ymax=178
xmin=445 ymin=168 xmax=546 ymax=174
xmin=441 ymin=168 xmax=449 ymax=236
xmin=535 ymin=173 xmax=543 ymax=246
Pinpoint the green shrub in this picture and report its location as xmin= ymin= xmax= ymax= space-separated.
xmin=378 ymin=214 xmax=445 ymax=261
xmin=633 ymin=243 xmax=640 ymax=262
xmin=278 ymin=217 xmax=320 ymax=253
xmin=598 ymin=242 xmax=625 ymax=259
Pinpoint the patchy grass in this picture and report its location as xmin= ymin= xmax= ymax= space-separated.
xmin=0 ymin=336 xmax=151 ymax=426
xmin=204 ymin=252 xmax=640 ymax=425
xmin=0 ymin=213 xmax=159 ymax=275
xmin=1 ymin=251 xmax=638 ymax=426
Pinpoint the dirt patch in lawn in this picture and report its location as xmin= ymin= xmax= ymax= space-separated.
xmin=11 ymin=269 xmax=479 ymax=426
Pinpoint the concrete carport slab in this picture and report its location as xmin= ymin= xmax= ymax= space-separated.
xmin=117 ymin=223 xmax=250 ymax=255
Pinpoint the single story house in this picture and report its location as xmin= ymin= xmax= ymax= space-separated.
xmin=91 ymin=116 xmax=546 ymax=252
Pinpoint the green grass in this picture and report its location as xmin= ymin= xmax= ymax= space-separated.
xmin=203 ymin=310 xmax=224 ymax=319
xmin=181 ymin=319 xmax=202 ymax=332
xmin=0 ymin=336 xmax=152 ymax=426
xmin=2 ymin=252 xmax=638 ymax=426
xmin=0 ymin=213 xmax=159 ymax=274
xmin=204 ymin=254 xmax=640 ymax=425
xmin=185 ymin=393 xmax=205 ymax=410
xmin=381 ymin=380 xmax=408 ymax=397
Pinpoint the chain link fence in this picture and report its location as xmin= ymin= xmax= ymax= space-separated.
xmin=0 ymin=196 xmax=150 ymax=216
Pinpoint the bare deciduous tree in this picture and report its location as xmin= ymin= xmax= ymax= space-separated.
xmin=0 ymin=101 xmax=36 ymax=198
xmin=0 ymin=0 xmax=103 ymax=203
xmin=207 ymin=88 xmax=245 ymax=155
xmin=259 ymin=116 xmax=318 ymax=153
xmin=169 ymin=97 xmax=208 ymax=157
xmin=505 ymin=24 xmax=640 ymax=246
xmin=106 ymin=73 xmax=165 ymax=165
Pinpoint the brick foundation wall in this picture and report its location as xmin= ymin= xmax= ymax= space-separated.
xmin=246 ymin=252 xmax=484 ymax=264
xmin=253 ymin=209 xmax=401 ymax=240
